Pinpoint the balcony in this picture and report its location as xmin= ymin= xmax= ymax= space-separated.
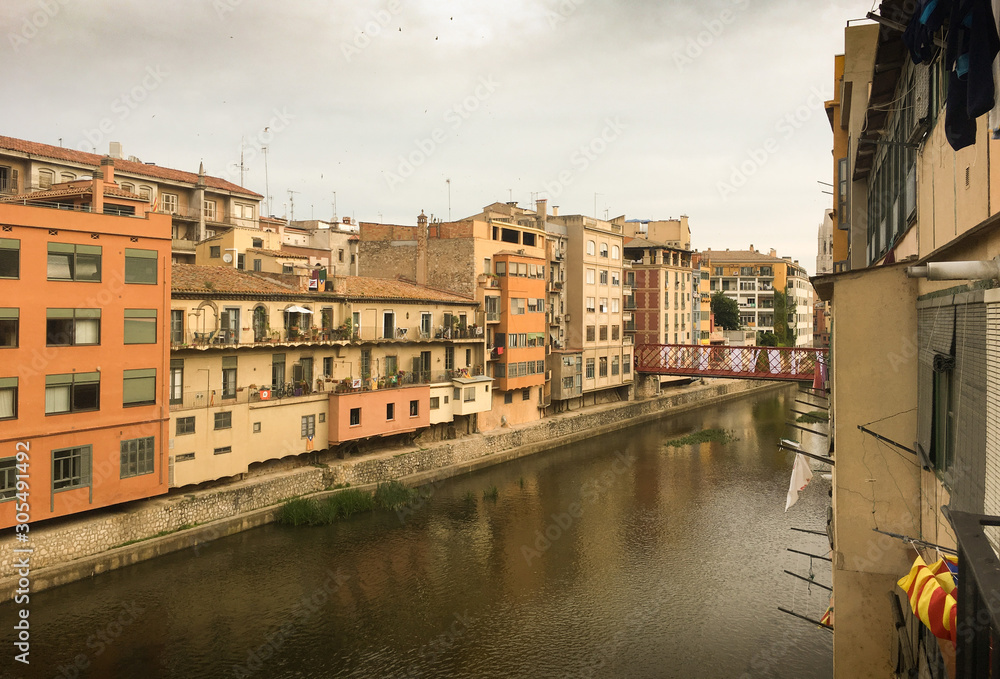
xmin=624 ymin=298 xmax=637 ymax=310
xmin=172 ymin=323 xmax=486 ymax=350
xmin=548 ymin=280 xmax=563 ymax=292
xmin=169 ymin=385 xmax=328 ymax=412
xmin=624 ymin=320 xmax=636 ymax=332
xmin=486 ymin=311 xmax=500 ymax=323
xmin=478 ymin=273 xmax=501 ymax=289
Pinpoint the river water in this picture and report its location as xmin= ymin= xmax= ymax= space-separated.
xmin=15 ymin=386 xmax=833 ymax=679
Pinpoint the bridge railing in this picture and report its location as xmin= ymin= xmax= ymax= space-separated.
xmin=634 ymin=344 xmax=828 ymax=382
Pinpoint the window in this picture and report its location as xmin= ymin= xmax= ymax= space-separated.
xmin=350 ymin=408 xmax=361 ymax=426
xmin=124 ymin=309 xmax=157 ymax=344
xmin=237 ymin=253 xmax=245 ymax=270
xmin=47 ymin=243 xmax=101 ymax=282
xmin=933 ymin=357 xmax=955 ymax=473
xmin=210 ymin=246 xmax=221 ymax=259
xmin=0 ymin=457 xmax=15 ymax=501
xmin=139 ymin=186 xmax=152 ymax=202
xmin=45 ymin=372 xmax=99 ymax=414
xmin=121 ymin=182 xmax=136 ymax=194
xmin=504 ymin=392 xmax=513 ymax=404
xmin=611 ymin=299 xmax=620 ymax=313
xmin=120 ymin=437 xmax=155 ymax=478
xmin=522 ymin=388 xmax=530 ymax=401
xmin=511 ymin=298 xmax=525 ymax=315
xmin=586 ymin=325 xmax=595 ymax=342
xmin=586 ymin=298 xmax=596 ymax=313
xmin=52 ymin=445 xmax=91 ymax=492
xmin=409 ymin=400 xmax=419 ymax=416
xmin=612 ymin=325 xmax=620 ymax=341
xmin=587 ymin=241 xmax=596 ymax=256
xmin=282 ymin=264 xmax=294 ymax=274
xmin=60 ymin=172 xmax=75 ymax=182
xmin=599 ymin=243 xmax=608 ymax=258
xmin=176 ymin=416 xmax=195 ymax=435
xmin=236 ymin=203 xmax=254 ymax=220
xmin=213 ymin=446 xmax=232 ymax=455
xmin=0 ymin=377 xmax=16 ymax=420
xmin=430 ymin=397 xmax=440 ymax=410
xmin=161 ymin=193 xmax=177 ymax=214
xmin=253 ymin=422 xmax=261 ymax=433
xmin=495 ymin=261 xmax=506 ymax=276
xmin=301 ymin=415 xmax=316 ymax=438
xmin=176 ymin=453 xmax=195 ymax=462
xmin=494 ymin=363 xmax=506 ymax=379
xmin=586 ymin=269 xmax=595 ymax=284
xmin=600 ymin=326 xmax=608 ymax=341
xmin=624 ymin=355 xmax=631 ymax=374
xmin=0 ymin=239 xmax=18 ymax=279
xmin=611 ymin=245 xmax=620 ymax=260
xmin=323 ymin=356 xmax=333 ymax=378
xmin=222 ymin=356 xmax=237 ymax=399
xmin=272 ymin=353 xmax=286 ymax=386
xmin=124 ymin=248 xmax=157 ymax=284
xmin=384 ymin=355 xmax=398 ymax=377
xmin=203 ymin=200 xmax=217 ymax=220
xmin=599 ymin=270 xmax=608 ymax=285
xmin=463 ymin=387 xmax=475 ymax=402
xmin=253 ymin=259 xmax=262 ymax=272
xmin=171 ymin=310 xmax=184 ymax=344
xmin=38 ymin=169 xmax=54 ymax=189
xmin=123 ymin=368 xmax=156 ymax=407
xmin=420 ymin=312 xmax=432 ymax=337
xmin=599 ymin=298 xmax=608 ymax=313
xmin=445 ymin=346 xmax=455 ymax=371
xmin=612 ymin=356 xmax=620 ymax=375
xmin=0 ymin=309 xmax=18 ymax=348
xmin=214 ymin=412 xmax=233 ymax=430
xmin=586 ymin=358 xmax=595 ymax=378
xmin=599 ymin=356 xmax=608 ymax=377
xmin=386 ymin=403 xmax=395 ymax=420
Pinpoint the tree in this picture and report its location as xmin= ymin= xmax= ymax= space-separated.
xmin=711 ymin=292 xmax=740 ymax=330
xmin=757 ymin=331 xmax=778 ymax=347
xmin=772 ymin=291 xmax=797 ymax=347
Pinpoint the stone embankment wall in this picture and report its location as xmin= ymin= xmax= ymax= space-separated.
xmin=0 ymin=379 xmax=786 ymax=596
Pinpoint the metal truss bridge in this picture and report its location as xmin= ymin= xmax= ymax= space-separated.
xmin=634 ymin=344 xmax=829 ymax=382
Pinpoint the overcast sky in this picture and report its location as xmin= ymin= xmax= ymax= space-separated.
xmin=3 ymin=0 xmax=872 ymax=274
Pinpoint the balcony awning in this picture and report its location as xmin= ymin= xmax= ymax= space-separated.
xmin=284 ymin=305 xmax=313 ymax=314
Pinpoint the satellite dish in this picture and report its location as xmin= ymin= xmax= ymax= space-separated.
xmin=222 ymin=253 xmax=233 ymax=263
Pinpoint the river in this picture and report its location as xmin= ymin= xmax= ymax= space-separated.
xmin=16 ymin=386 xmax=832 ymax=679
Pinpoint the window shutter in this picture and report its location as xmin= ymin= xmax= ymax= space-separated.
xmin=10 ymin=169 xmax=17 ymax=193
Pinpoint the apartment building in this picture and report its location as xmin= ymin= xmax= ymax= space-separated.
xmin=285 ymin=219 xmax=360 ymax=277
xmin=816 ymin=7 xmax=1000 ymax=675
xmin=169 ymin=265 xmax=488 ymax=487
xmin=359 ymin=206 xmax=547 ymax=428
xmin=0 ymin=173 xmax=172 ymax=529
xmin=0 ymin=136 xmax=263 ymax=265
xmin=701 ymin=247 xmax=814 ymax=346
xmin=622 ymin=237 xmax=696 ymax=347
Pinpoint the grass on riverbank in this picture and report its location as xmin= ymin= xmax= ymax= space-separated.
xmin=277 ymin=481 xmax=417 ymax=526
xmin=796 ymin=410 xmax=829 ymax=424
xmin=663 ymin=428 xmax=739 ymax=448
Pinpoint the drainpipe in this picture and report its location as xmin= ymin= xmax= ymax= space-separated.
xmin=905 ymin=256 xmax=1000 ymax=280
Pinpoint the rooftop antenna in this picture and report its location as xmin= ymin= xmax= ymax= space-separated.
xmin=446 ymin=179 xmax=451 ymax=221
xmin=239 ymin=137 xmax=249 ymax=187
xmin=287 ymin=189 xmax=300 ymax=221
xmin=331 ymin=191 xmax=337 ymax=223
xmin=262 ymin=144 xmax=270 ymax=217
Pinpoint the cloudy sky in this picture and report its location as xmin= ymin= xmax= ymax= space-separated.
xmin=3 ymin=0 xmax=872 ymax=274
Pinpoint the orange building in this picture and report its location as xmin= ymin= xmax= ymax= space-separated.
xmin=0 ymin=161 xmax=172 ymax=528
xmin=492 ymin=251 xmax=547 ymax=397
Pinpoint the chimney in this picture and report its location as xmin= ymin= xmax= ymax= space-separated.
xmin=552 ymin=205 xmax=559 ymax=216
xmin=108 ymin=142 xmax=123 ymax=159
xmin=416 ymin=210 xmax=428 ymax=285
xmin=100 ymin=156 xmax=115 ymax=184
xmin=536 ymin=198 xmax=547 ymax=217
xmin=749 ymin=244 xmax=754 ymax=253
xmin=769 ymin=248 xmax=777 ymax=258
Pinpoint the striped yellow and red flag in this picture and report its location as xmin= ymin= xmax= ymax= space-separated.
xmin=897 ymin=555 xmax=959 ymax=644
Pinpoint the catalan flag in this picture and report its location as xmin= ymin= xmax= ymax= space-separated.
xmin=897 ymin=555 xmax=959 ymax=644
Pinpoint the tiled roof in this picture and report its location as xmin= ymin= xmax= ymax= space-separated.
xmin=246 ymin=247 xmax=308 ymax=259
xmin=342 ymin=277 xmax=474 ymax=304
xmin=700 ymin=249 xmax=788 ymax=264
xmin=0 ymin=183 xmax=144 ymax=203
xmin=0 ymin=135 xmax=262 ymax=198
xmin=171 ymin=264 xmax=297 ymax=294
xmin=623 ymin=236 xmax=683 ymax=250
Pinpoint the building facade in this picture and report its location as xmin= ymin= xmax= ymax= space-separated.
xmin=0 ymin=189 xmax=172 ymax=528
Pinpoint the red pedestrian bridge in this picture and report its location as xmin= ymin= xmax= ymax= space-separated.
xmin=634 ymin=344 xmax=829 ymax=382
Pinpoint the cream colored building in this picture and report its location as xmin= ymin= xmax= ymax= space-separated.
xmin=169 ymin=264 xmax=488 ymax=488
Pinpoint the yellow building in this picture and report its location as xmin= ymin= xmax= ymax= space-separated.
xmin=168 ymin=265 xmax=489 ymax=488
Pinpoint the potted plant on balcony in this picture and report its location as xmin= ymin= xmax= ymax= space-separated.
xmin=288 ymin=325 xmax=300 ymax=340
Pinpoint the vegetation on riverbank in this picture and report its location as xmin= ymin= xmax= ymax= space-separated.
xmin=795 ymin=410 xmax=829 ymax=424
xmin=663 ymin=428 xmax=739 ymax=448
xmin=277 ymin=481 xmax=417 ymax=526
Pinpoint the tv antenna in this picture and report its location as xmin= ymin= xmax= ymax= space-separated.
xmin=262 ymin=144 xmax=270 ymax=217
xmin=287 ymin=190 xmax=300 ymax=221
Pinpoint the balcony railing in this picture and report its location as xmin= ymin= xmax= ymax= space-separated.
xmin=173 ymin=323 xmax=486 ymax=348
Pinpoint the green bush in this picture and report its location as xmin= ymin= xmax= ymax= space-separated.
xmin=373 ymin=480 xmax=416 ymax=510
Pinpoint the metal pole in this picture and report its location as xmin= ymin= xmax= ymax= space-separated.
xmin=778 ymin=607 xmax=833 ymax=632
xmin=857 ymin=425 xmax=916 ymax=455
xmin=791 ymin=527 xmax=828 ymax=536
xmin=785 ymin=421 xmax=829 ymax=436
xmin=784 ymin=570 xmax=833 ymax=591
xmin=787 ymin=547 xmax=832 ymax=562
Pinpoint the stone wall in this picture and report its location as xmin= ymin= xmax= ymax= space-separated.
xmin=0 ymin=379 xmax=787 ymax=596
xmin=358 ymin=240 xmax=418 ymax=282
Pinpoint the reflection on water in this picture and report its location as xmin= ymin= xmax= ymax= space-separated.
xmin=18 ymin=387 xmax=832 ymax=679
